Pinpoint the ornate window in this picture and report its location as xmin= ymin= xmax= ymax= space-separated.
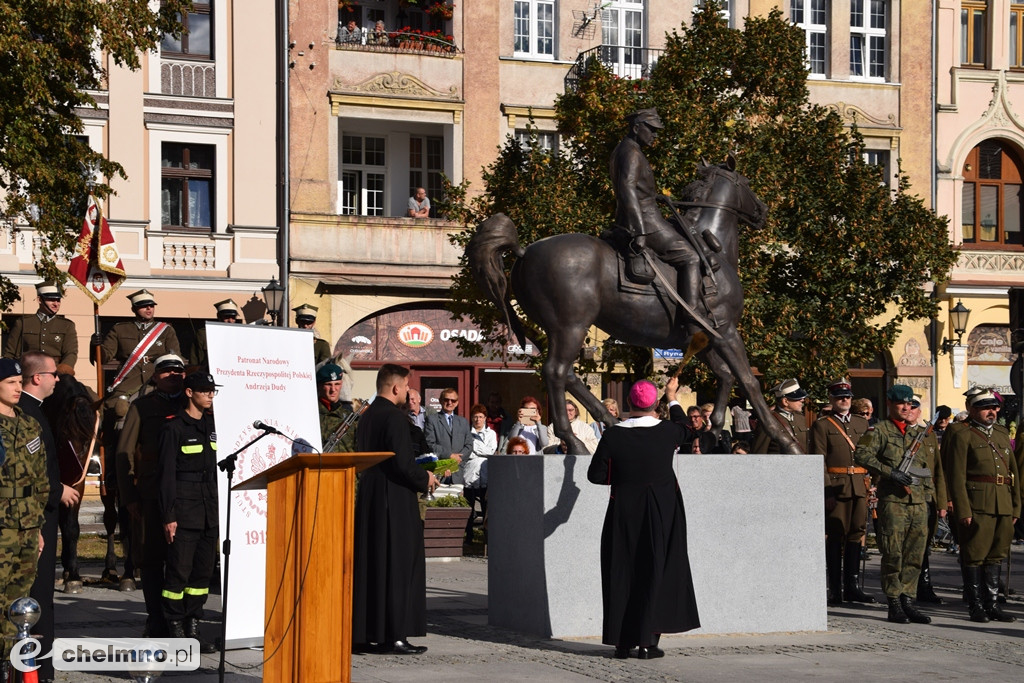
xmin=961 ymin=140 xmax=1024 ymax=247
xmin=791 ymin=0 xmax=827 ymax=77
xmin=514 ymin=0 xmax=555 ymax=59
xmin=960 ymin=1 xmax=987 ymax=67
xmin=850 ymin=0 xmax=886 ymax=80
xmin=161 ymin=1 xmax=212 ymax=59
xmin=1012 ymin=4 xmax=1024 ymax=68
xmin=161 ymin=143 xmax=214 ymax=230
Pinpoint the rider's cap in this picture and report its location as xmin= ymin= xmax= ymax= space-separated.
xmin=127 ymin=289 xmax=157 ymax=308
xmin=968 ymin=390 xmax=1001 ymax=409
xmin=886 ymin=384 xmax=915 ymax=402
xmin=773 ymin=379 xmax=807 ymax=400
xmin=627 ymin=108 xmax=664 ymax=129
xmin=963 ymin=386 xmax=985 ymax=399
xmin=910 ymin=394 xmax=923 ymax=409
xmin=36 ymin=281 xmax=63 ymax=301
xmin=827 ymin=379 xmax=853 ymax=398
xmin=154 ymin=354 xmax=186 ymax=373
xmin=293 ymin=303 xmax=318 ymax=324
xmin=214 ymin=299 xmax=240 ymax=320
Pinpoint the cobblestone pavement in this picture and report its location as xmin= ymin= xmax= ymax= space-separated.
xmin=32 ymin=544 xmax=1024 ymax=681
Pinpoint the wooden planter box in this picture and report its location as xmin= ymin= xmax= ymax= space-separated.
xmin=424 ymin=506 xmax=471 ymax=558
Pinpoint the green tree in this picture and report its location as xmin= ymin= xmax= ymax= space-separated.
xmin=0 ymin=0 xmax=187 ymax=305
xmin=446 ymin=5 xmax=957 ymax=398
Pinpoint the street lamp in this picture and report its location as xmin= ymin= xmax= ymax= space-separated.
xmin=940 ymin=300 xmax=971 ymax=354
xmin=261 ymin=277 xmax=285 ymax=326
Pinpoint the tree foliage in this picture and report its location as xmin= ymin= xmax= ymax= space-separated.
xmin=0 ymin=0 xmax=187 ymax=305
xmin=446 ymin=4 xmax=957 ymax=399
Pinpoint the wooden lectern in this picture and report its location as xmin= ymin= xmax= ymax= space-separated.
xmin=234 ymin=452 xmax=393 ymax=683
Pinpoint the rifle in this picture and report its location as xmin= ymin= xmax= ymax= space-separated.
xmin=895 ymin=413 xmax=940 ymax=492
xmin=323 ymin=396 xmax=371 ymax=453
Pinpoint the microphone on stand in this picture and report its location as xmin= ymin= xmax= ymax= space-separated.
xmin=253 ymin=420 xmax=283 ymax=436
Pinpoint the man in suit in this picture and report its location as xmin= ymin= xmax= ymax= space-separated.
xmin=424 ymin=388 xmax=471 ymax=464
xmin=751 ymin=378 xmax=809 ymax=454
xmin=21 ymin=351 xmax=78 ymax=683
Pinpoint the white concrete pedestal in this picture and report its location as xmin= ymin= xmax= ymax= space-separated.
xmin=488 ymin=453 xmax=826 ymax=637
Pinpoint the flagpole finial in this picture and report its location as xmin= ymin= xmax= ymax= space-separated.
xmin=80 ymin=160 xmax=99 ymax=193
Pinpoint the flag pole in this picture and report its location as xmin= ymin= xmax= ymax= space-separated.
xmin=94 ymin=300 xmax=106 ymax=496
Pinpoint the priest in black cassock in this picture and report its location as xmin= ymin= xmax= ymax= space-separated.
xmin=587 ymin=376 xmax=701 ymax=659
xmin=353 ymin=364 xmax=438 ymax=655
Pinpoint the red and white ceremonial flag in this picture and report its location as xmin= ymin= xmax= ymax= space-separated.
xmin=68 ymin=195 xmax=126 ymax=305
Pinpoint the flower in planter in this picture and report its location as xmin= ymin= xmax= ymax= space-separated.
xmin=426 ymin=2 xmax=455 ymax=20
xmin=425 ymin=494 xmax=470 ymax=508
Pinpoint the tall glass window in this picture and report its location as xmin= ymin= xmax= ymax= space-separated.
xmin=340 ymin=135 xmax=386 ymax=217
xmin=961 ymin=140 xmax=1024 ymax=246
xmin=960 ymin=1 xmax=987 ymax=67
xmin=514 ymin=0 xmax=555 ymax=59
xmin=161 ymin=1 xmax=212 ymax=59
xmin=791 ymin=0 xmax=828 ymax=77
xmin=161 ymin=143 xmax=214 ymax=229
xmin=850 ymin=0 xmax=886 ymax=80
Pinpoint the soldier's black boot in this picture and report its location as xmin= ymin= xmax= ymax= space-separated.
xmin=916 ymin=554 xmax=943 ymax=604
xmin=899 ymin=594 xmax=932 ymax=624
xmin=982 ymin=563 xmax=1016 ymax=622
xmin=886 ymin=596 xmax=909 ymax=624
xmin=843 ymin=542 xmax=876 ymax=603
xmin=964 ymin=565 xmax=989 ymax=623
xmin=826 ymin=538 xmax=844 ymax=605
xmin=168 ymin=620 xmax=186 ymax=638
xmin=185 ymin=617 xmax=218 ymax=653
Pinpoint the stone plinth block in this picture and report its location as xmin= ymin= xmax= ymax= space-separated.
xmin=488 ymin=453 xmax=826 ymax=638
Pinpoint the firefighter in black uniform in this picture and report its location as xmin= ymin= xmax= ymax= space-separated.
xmin=157 ymin=371 xmax=220 ymax=651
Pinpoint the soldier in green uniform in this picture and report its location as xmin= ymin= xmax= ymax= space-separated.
xmin=0 ymin=358 xmax=49 ymax=659
xmin=116 ymin=354 xmax=188 ymax=637
xmin=909 ymin=397 xmax=947 ymax=604
xmin=854 ymin=384 xmax=938 ymax=625
xmin=751 ymin=378 xmax=809 ymax=454
xmin=318 ymin=362 xmax=355 ymax=452
xmin=810 ymin=379 xmax=874 ymax=605
xmin=293 ymin=303 xmax=331 ymax=366
xmin=3 ymin=281 xmax=78 ymax=368
xmin=945 ymin=389 xmax=1020 ymax=623
xmin=189 ymin=299 xmax=240 ymax=371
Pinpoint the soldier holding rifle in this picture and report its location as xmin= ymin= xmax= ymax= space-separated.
xmin=945 ymin=389 xmax=1020 ymax=623
xmin=317 ymin=362 xmax=355 ymax=452
xmin=854 ymin=384 xmax=939 ymax=625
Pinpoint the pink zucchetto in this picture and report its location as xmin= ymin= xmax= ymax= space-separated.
xmin=629 ymin=380 xmax=659 ymax=412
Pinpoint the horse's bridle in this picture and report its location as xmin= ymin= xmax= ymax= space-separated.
xmin=675 ymin=168 xmax=765 ymax=227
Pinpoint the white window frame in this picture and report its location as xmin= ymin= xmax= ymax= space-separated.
xmin=147 ymin=124 xmax=230 ymax=234
xmin=339 ymin=134 xmax=387 ymax=217
xmin=515 ymin=129 xmax=558 ymax=154
xmin=514 ymin=0 xmax=556 ymax=60
xmin=602 ymin=0 xmax=647 ymax=79
xmin=850 ymin=0 xmax=886 ymax=81
xmin=791 ymin=0 xmax=828 ymax=79
xmin=694 ymin=0 xmax=732 ymax=27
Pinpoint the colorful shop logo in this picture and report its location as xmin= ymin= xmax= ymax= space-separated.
xmin=398 ymin=322 xmax=433 ymax=348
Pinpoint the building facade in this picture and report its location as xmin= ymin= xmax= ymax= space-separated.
xmin=1 ymin=0 xmax=280 ymax=383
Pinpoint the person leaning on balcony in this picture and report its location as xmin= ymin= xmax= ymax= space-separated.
xmin=408 ymin=187 xmax=430 ymax=218
xmin=336 ymin=18 xmax=361 ymax=44
xmin=371 ymin=20 xmax=389 ymax=46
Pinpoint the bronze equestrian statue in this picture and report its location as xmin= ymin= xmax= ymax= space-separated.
xmin=467 ymin=108 xmax=802 ymax=456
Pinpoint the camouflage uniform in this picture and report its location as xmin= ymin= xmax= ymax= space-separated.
xmin=0 ymin=408 xmax=49 ymax=652
xmin=2 ymin=311 xmax=78 ymax=366
xmin=855 ymin=419 xmax=938 ymax=598
xmin=319 ymin=399 xmax=355 ymax=452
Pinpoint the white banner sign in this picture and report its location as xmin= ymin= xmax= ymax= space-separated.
xmin=206 ymin=323 xmax=321 ymax=647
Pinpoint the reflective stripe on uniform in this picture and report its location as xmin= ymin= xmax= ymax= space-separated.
xmin=211 ymin=443 xmax=217 ymax=450
xmin=162 ymin=589 xmax=184 ymax=600
xmin=184 ymin=586 xmax=209 ymax=596
xmin=181 ymin=444 xmax=203 ymax=454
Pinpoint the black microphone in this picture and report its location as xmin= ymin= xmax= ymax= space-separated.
xmin=253 ymin=420 xmax=283 ymax=436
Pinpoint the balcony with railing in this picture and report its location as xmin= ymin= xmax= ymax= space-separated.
xmin=335 ymin=29 xmax=459 ymax=57
xmin=564 ymin=45 xmax=664 ymax=92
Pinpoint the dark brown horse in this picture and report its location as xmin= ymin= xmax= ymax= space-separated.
xmin=468 ymin=159 xmax=801 ymax=455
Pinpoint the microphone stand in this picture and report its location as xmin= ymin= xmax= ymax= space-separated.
xmin=216 ymin=429 xmax=272 ymax=683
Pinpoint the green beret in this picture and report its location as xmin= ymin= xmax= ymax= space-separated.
xmin=886 ymin=384 xmax=914 ymax=402
xmin=316 ymin=363 xmax=343 ymax=384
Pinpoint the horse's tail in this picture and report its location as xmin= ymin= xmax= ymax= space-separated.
xmin=466 ymin=213 xmax=529 ymax=348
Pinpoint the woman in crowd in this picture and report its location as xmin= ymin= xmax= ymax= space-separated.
xmin=591 ymin=398 xmax=620 ymax=441
xmin=505 ymin=436 xmax=530 ymax=455
xmin=463 ymin=404 xmax=494 ymax=542
xmin=587 ymin=377 xmax=701 ymax=659
xmin=506 ymin=396 xmax=548 ymax=453
xmin=547 ymin=399 xmax=599 ymax=454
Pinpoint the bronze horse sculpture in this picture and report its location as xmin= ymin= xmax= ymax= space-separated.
xmin=468 ymin=159 xmax=802 ymax=455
